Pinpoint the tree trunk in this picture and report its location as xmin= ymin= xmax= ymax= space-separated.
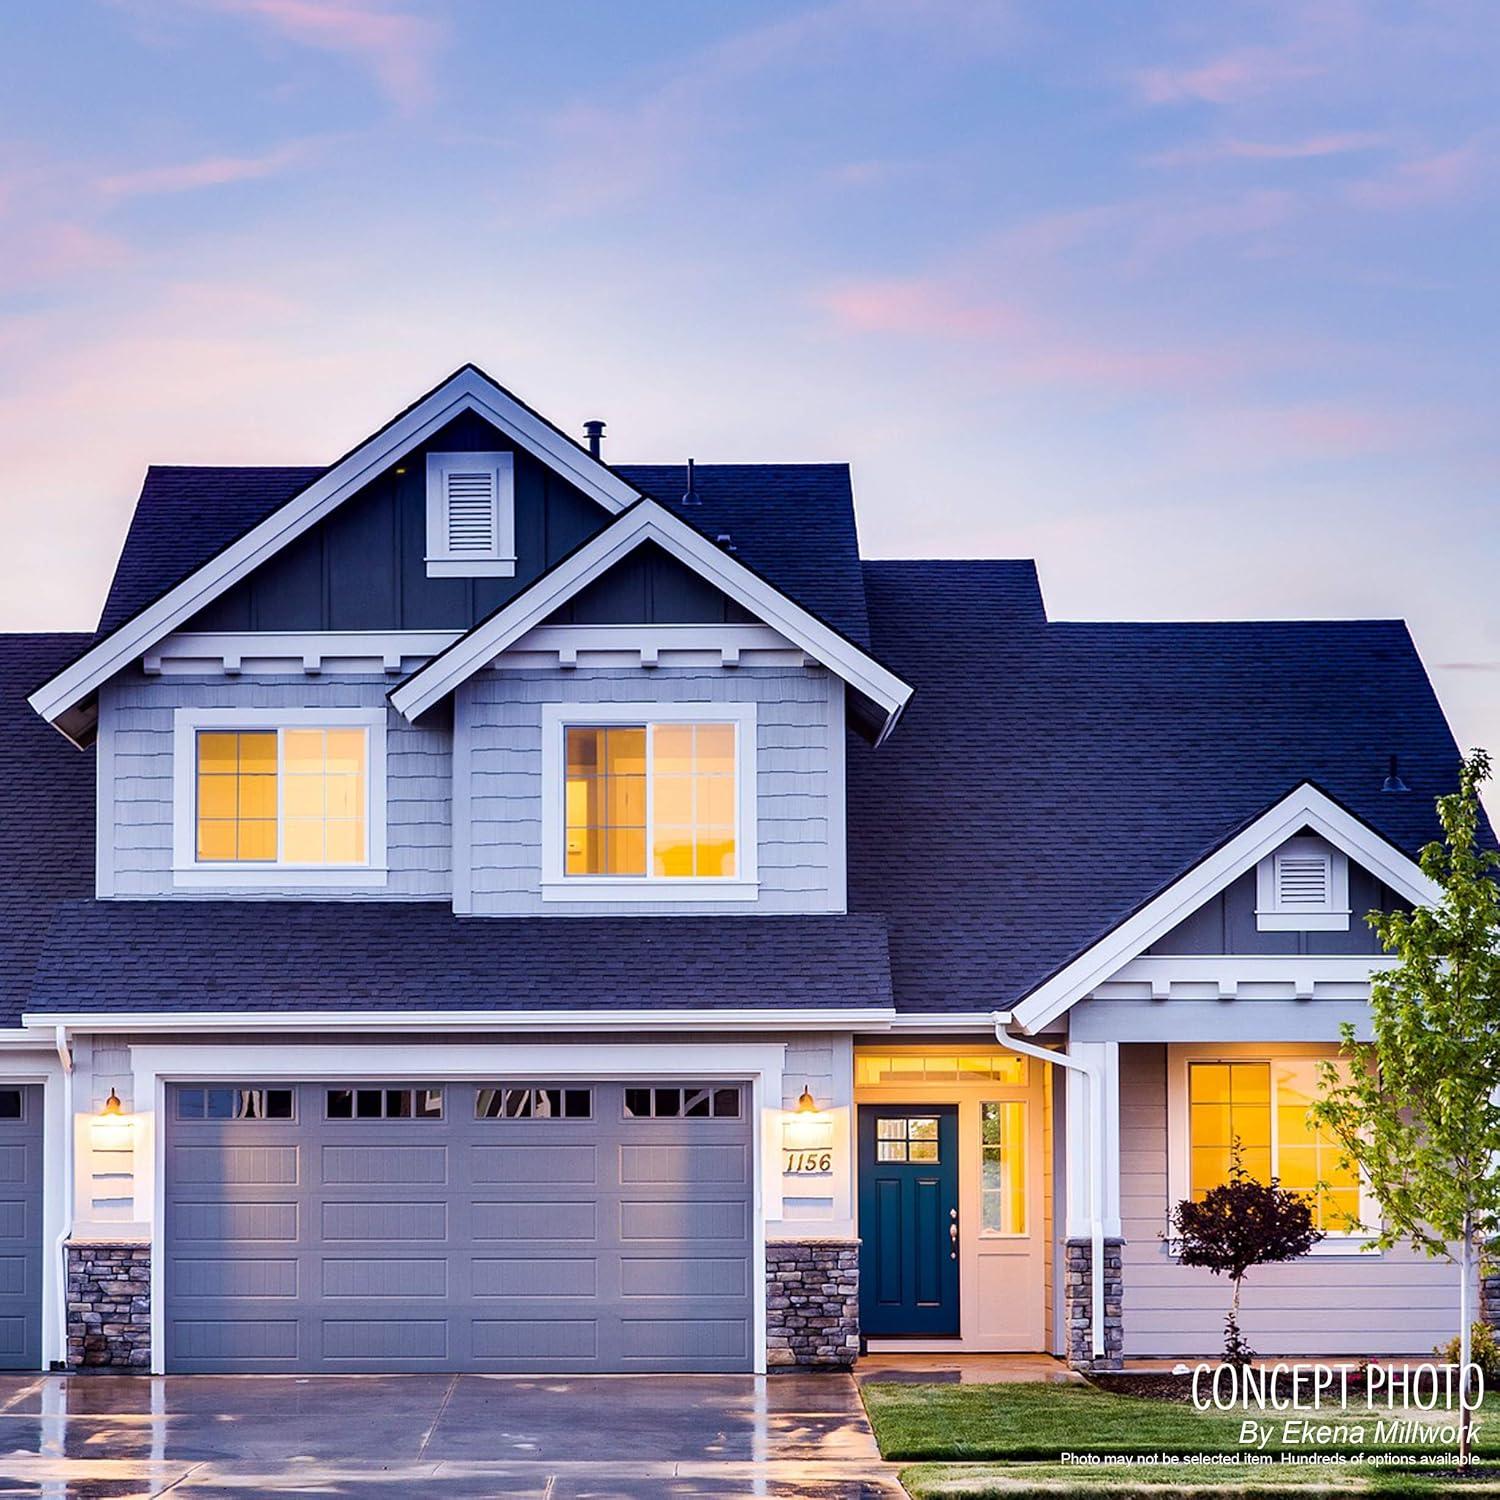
xmin=1460 ymin=1211 xmax=1474 ymax=1467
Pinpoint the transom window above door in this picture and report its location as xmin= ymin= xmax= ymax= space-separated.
xmin=541 ymin=703 xmax=758 ymax=901
xmin=172 ymin=707 xmax=387 ymax=887
xmin=875 ymin=1116 xmax=939 ymax=1163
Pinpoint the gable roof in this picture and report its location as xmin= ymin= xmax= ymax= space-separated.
xmin=389 ymin=498 xmax=913 ymax=741
xmin=849 ymin=561 xmax=1477 ymax=1016
xmin=29 ymin=366 xmax=641 ymax=745
xmin=0 ymin=634 xmax=96 ymax=1027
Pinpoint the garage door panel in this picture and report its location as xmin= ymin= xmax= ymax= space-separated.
xmin=174 ymin=1258 xmax=298 ymax=1299
xmin=322 ymin=1257 xmax=448 ymax=1298
xmin=0 ymin=1147 xmax=27 ymax=1185
xmin=166 ymin=1080 xmax=753 ymax=1373
xmin=0 ymin=1089 xmax=42 ymax=1369
xmin=171 ymin=1145 xmax=299 ymax=1185
xmin=472 ymin=1199 xmax=597 ymax=1242
xmin=175 ymin=1200 xmax=298 ymax=1243
xmin=472 ymin=1144 xmax=597 ymax=1184
xmin=0 ymin=1257 xmax=27 ymax=1297
xmin=320 ymin=1145 xmax=447 ymax=1186
xmin=0 ymin=1203 xmax=28 ymax=1241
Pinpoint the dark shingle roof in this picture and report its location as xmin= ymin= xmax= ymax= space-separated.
xmin=0 ymin=634 xmax=96 ymax=1026
xmin=96 ymin=463 xmax=870 ymax=644
xmin=27 ymin=904 xmax=890 ymax=1014
xmin=849 ymin=560 xmax=1473 ymax=1013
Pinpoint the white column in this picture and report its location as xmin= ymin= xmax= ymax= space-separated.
xmin=1063 ymin=1040 xmax=1121 ymax=1240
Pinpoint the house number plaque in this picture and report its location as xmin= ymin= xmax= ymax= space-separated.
xmin=783 ymin=1148 xmax=833 ymax=1174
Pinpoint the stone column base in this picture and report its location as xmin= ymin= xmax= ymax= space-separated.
xmin=66 ymin=1242 xmax=151 ymax=1369
xmin=766 ymin=1238 xmax=859 ymax=1368
xmin=1064 ymin=1237 xmax=1123 ymax=1371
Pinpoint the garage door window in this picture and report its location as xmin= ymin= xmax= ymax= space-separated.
xmin=176 ymin=1087 xmax=293 ymax=1121
xmin=326 ymin=1087 xmax=443 ymax=1120
xmin=476 ymin=1086 xmax=592 ymax=1120
xmin=0 ymin=1090 xmax=22 ymax=1120
xmin=624 ymin=1085 xmax=741 ymax=1120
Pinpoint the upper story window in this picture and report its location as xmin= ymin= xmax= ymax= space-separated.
xmin=425 ymin=451 xmax=516 ymax=577
xmin=172 ymin=707 xmax=387 ymax=888
xmin=1255 ymin=834 xmax=1350 ymax=931
xmin=540 ymin=702 xmax=758 ymax=902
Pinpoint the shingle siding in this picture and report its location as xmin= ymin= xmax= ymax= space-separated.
xmin=463 ymin=665 xmax=843 ymax=916
xmin=99 ymin=669 xmax=451 ymax=900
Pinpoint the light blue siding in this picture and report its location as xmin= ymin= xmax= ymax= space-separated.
xmin=99 ymin=669 xmax=451 ymax=900
xmin=463 ymin=666 xmax=843 ymax=915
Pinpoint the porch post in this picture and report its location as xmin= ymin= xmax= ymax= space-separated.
xmin=1063 ymin=1041 xmax=1123 ymax=1370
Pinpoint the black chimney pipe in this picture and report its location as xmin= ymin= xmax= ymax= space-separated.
xmin=583 ymin=420 xmax=605 ymax=459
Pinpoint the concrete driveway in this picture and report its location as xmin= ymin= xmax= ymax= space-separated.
xmin=0 ymin=1371 xmax=902 ymax=1498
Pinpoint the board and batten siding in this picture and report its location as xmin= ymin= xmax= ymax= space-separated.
xmin=99 ymin=670 xmax=451 ymax=899
xmin=1119 ymin=1043 xmax=1460 ymax=1358
xmin=461 ymin=665 xmax=844 ymax=916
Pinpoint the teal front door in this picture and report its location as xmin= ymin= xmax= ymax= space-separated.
xmin=858 ymin=1105 xmax=960 ymax=1337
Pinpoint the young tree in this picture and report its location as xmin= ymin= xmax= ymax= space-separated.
xmin=1169 ymin=1148 xmax=1322 ymax=1365
xmin=1313 ymin=748 xmax=1500 ymax=1465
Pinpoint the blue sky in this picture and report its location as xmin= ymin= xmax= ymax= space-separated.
xmin=1 ymin=0 xmax=1496 ymax=797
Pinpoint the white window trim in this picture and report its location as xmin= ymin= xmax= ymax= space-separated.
xmin=1165 ymin=1042 xmax=1379 ymax=1256
xmin=1256 ymin=835 xmax=1350 ymax=931
xmin=539 ymin=700 xmax=759 ymax=903
xmin=171 ymin=706 xmax=388 ymax=889
xmin=425 ymin=451 xmax=516 ymax=577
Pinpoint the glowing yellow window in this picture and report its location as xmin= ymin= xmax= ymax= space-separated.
xmin=195 ymin=726 xmax=367 ymax=865
xmin=1188 ymin=1061 xmax=1271 ymax=1197
xmin=1274 ymin=1059 xmax=1361 ymax=1232
xmin=980 ymin=1101 xmax=1027 ymax=1235
xmin=564 ymin=722 xmax=736 ymax=879
xmin=196 ymin=731 xmax=278 ymax=862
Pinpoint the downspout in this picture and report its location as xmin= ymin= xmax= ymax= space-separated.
xmin=52 ymin=1025 xmax=74 ymax=1370
xmin=994 ymin=1015 xmax=1105 ymax=1360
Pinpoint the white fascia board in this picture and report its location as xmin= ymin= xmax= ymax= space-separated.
xmin=21 ymin=1007 xmax=898 ymax=1035
xmin=1011 ymin=783 xmax=1440 ymax=1035
xmin=28 ymin=368 xmax=640 ymax=733
xmin=389 ymin=499 xmax=914 ymax=727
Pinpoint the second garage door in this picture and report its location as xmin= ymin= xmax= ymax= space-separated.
xmin=164 ymin=1078 xmax=754 ymax=1373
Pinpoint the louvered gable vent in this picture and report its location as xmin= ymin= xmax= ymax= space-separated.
xmin=1274 ymin=850 xmax=1330 ymax=908
xmin=1255 ymin=833 xmax=1350 ymax=931
xmin=425 ymin=451 xmax=516 ymax=577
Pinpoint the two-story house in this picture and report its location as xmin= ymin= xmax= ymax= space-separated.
xmin=0 ymin=366 xmax=1473 ymax=1374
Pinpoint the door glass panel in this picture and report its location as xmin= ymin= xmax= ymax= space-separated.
xmin=874 ymin=1117 xmax=941 ymax=1164
xmin=980 ymin=1101 xmax=1026 ymax=1234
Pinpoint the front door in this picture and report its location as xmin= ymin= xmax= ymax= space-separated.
xmin=857 ymin=1104 xmax=959 ymax=1337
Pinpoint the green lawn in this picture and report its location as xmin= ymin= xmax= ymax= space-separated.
xmin=899 ymin=1461 xmax=1500 ymax=1499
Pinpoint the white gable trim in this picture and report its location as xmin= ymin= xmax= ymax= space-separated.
xmin=388 ymin=498 xmax=915 ymax=738
xmin=1011 ymin=784 xmax=1441 ymax=1034
xmin=28 ymin=367 xmax=639 ymax=742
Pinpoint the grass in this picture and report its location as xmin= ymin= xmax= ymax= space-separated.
xmin=860 ymin=1380 xmax=1498 ymax=1463
xmin=899 ymin=1461 xmax=1500 ymax=1498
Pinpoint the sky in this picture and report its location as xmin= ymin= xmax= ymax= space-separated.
xmin=0 ymin=0 xmax=1496 ymax=806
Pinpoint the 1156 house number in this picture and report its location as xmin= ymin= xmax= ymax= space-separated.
xmin=784 ymin=1148 xmax=833 ymax=1174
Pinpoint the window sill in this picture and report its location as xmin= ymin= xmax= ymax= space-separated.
xmin=541 ymin=878 xmax=760 ymax=904
xmin=173 ymin=866 xmax=390 ymax=889
xmin=425 ymin=556 xmax=516 ymax=578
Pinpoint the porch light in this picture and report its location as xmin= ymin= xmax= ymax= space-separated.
xmin=91 ymin=1089 xmax=132 ymax=1153
xmin=796 ymin=1085 xmax=820 ymax=1115
xmin=100 ymin=1089 xmax=123 ymax=1117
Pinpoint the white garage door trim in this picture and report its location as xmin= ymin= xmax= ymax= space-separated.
xmin=0 ymin=1057 xmax=66 ymax=1371
xmin=132 ymin=1041 xmax=786 ymax=1375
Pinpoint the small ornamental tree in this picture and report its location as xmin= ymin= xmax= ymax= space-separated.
xmin=1312 ymin=748 xmax=1500 ymax=1467
xmin=1168 ymin=1147 xmax=1322 ymax=1366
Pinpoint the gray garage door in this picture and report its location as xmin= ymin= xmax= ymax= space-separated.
xmin=164 ymin=1079 xmax=754 ymax=1373
xmin=0 ymin=1086 xmax=44 ymax=1369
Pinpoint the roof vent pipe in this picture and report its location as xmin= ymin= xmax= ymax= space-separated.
xmin=583 ymin=420 xmax=605 ymax=459
xmin=1382 ymin=755 xmax=1410 ymax=793
xmin=682 ymin=458 xmax=700 ymax=505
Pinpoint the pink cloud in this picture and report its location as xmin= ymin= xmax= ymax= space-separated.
xmin=1146 ymin=132 xmax=1389 ymax=168
xmin=201 ymin=0 xmax=441 ymax=111
xmin=1134 ymin=47 xmax=1321 ymax=106
xmin=1347 ymin=144 xmax=1483 ymax=210
xmin=97 ymin=142 xmax=306 ymax=198
xmin=0 ymin=219 xmax=129 ymax=289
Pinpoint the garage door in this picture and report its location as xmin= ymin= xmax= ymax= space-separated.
xmin=0 ymin=1086 xmax=43 ymax=1370
xmin=164 ymin=1079 xmax=754 ymax=1373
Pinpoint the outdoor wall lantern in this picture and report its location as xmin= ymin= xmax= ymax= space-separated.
xmin=783 ymin=1084 xmax=833 ymax=1165
xmin=91 ymin=1089 xmax=133 ymax=1153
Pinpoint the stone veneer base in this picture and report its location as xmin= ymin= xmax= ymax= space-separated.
xmin=66 ymin=1242 xmax=151 ymax=1369
xmin=766 ymin=1237 xmax=860 ymax=1368
xmin=1064 ymin=1236 xmax=1124 ymax=1371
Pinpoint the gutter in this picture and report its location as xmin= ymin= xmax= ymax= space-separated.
xmin=51 ymin=1025 xmax=73 ymax=1370
xmin=994 ymin=1014 xmax=1106 ymax=1360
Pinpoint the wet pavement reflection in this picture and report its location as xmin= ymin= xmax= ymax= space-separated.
xmin=0 ymin=1371 xmax=903 ymax=1497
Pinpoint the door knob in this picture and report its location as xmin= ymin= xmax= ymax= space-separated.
xmin=949 ymin=1213 xmax=958 ymax=1259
